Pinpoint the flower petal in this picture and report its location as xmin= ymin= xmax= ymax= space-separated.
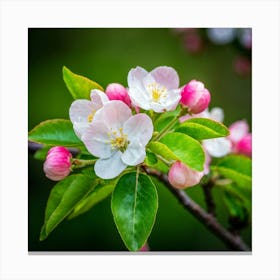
xmin=127 ymin=66 xmax=148 ymax=89
xmin=94 ymin=100 xmax=132 ymax=130
xmin=73 ymin=122 xmax=90 ymax=138
xmin=69 ymin=100 xmax=94 ymax=124
xmin=121 ymin=142 xmax=146 ymax=166
xmin=90 ymin=89 xmax=109 ymax=105
xmin=123 ymin=113 xmax=153 ymax=146
xmin=81 ymin=121 xmax=113 ymax=158
xmin=128 ymin=86 xmax=151 ymax=109
xmin=228 ymin=120 xmax=249 ymax=144
xmin=94 ymin=151 xmax=127 ymax=179
xmin=203 ymin=138 xmax=231 ymax=157
xmin=150 ymin=66 xmax=179 ymax=89
xmin=209 ymin=107 xmax=224 ymax=122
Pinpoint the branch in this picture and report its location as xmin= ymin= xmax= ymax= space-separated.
xmin=146 ymin=168 xmax=250 ymax=251
xmin=28 ymin=141 xmax=80 ymax=156
xmin=28 ymin=141 xmax=250 ymax=251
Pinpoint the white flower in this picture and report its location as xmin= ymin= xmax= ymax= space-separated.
xmin=127 ymin=66 xmax=181 ymax=113
xmin=199 ymin=107 xmax=231 ymax=157
xmin=69 ymin=89 xmax=109 ymax=138
xmin=82 ymin=100 xmax=153 ymax=179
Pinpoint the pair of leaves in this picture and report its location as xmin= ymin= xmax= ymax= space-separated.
xmin=41 ymin=171 xmax=158 ymax=253
xmin=40 ymin=174 xmax=115 ymax=241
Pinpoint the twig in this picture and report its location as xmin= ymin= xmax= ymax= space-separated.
xmin=28 ymin=141 xmax=80 ymax=156
xmin=146 ymin=168 xmax=250 ymax=251
xmin=28 ymin=141 xmax=250 ymax=251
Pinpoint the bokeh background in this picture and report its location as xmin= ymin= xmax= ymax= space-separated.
xmin=28 ymin=28 xmax=251 ymax=251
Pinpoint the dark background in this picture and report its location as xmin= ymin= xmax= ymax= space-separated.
xmin=28 ymin=28 xmax=251 ymax=251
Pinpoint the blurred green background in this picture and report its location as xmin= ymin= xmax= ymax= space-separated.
xmin=28 ymin=28 xmax=251 ymax=251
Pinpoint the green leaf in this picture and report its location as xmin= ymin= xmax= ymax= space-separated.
xmin=159 ymin=132 xmax=205 ymax=171
xmin=144 ymin=151 xmax=158 ymax=166
xmin=34 ymin=145 xmax=52 ymax=160
xmin=40 ymin=174 xmax=96 ymax=241
xmin=176 ymin=118 xmax=229 ymax=140
xmin=224 ymin=183 xmax=251 ymax=212
xmin=212 ymin=155 xmax=252 ymax=189
xmin=68 ymin=180 xmax=116 ymax=219
xmin=111 ymin=172 xmax=158 ymax=251
xmin=148 ymin=141 xmax=179 ymax=162
xmin=154 ymin=108 xmax=180 ymax=132
xmin=63 ymin=66 xmax=103 ymax=100
xmin=223 ymin=191 xmax=249 ymax=221
xmin=28 ymin=119 xmax=83 ymax=147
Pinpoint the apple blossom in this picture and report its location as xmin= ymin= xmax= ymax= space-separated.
xmin=229 ymin=120 xmax=252 ymax=157
xmin=69 ymin=89 xmax=109 ymax=138
xmin=82 ymin=100 xmax=153 ymax=179
xmin=180 ymin=80 xmax=211 ymax=114
xmin=43 ymin=146 xmax=72 ymax=181
xmin=127 ymin=66 xmax=181 ymax=113
xmin=235 ymin=134 xmax=252 ymax=157
xmin=168 ymin=161 xmax=204 ymax=189
xmin=105 ymin=83 xmax=132 ymax=107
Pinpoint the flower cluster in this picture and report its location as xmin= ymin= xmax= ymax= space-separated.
xmin=42 ymin=65 xmax=251 ymax=190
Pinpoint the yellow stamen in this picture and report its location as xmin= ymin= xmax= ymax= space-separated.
xmin=109 ymin=128 xmax=129 ymax=152
xmin=147 ymin=82 xmax=167 ymax=102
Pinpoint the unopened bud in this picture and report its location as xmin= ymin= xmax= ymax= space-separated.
xmin=43 ymin=146 xmax=72 ymax=181
xmin=180 ymin=80 xmax=211 ymax=114
xmin=168 ymin=161 xmax=203 ymax=189
xmin=105 ymin=83 xmax=132 ymax=107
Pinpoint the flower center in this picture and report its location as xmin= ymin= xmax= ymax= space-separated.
xmin=87 ymin=110 xmax=96 ymax=122
xmin=147 ymin=83 xmax=167 ymax=102
xmin=109 ymin=128 xmax=129 ymax=153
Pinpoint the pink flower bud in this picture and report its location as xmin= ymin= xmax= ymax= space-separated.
xmin=168 ymin=161 xmax=204 ymax=189
xmin=180 ymin=80 xmax=211 ymax=114
xmin=235 ymin=133 xmax=252 ymax=157
xmin=43 ymin=146 xmax=72 ymax=181
xmin=105 ymin=83 xmax=132 ymax=107
xmin=139 ymin=243 xmax=150 ymax=251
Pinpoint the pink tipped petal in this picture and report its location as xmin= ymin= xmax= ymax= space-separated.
xmin=94 ymin=151 xmax=127 ymax=179
xmin=121 ymin=142 xmax=146 ymax=166
xmin=203 ymin=138 xmax=231 ymax=158
xmin=123 ymin=113 xmax=153 ymax=145
xmin=229 ymin=120 xmax=249 ymax=144
xmin=94 ymin=100 xmax=132 ymax=130
xmin=90 ymin=89 xmax=109 ymax=105
xmin=82 ymin=121 xmax=113 ymax=158
xmin=150 ymin=66 xmax=179 ymax=89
